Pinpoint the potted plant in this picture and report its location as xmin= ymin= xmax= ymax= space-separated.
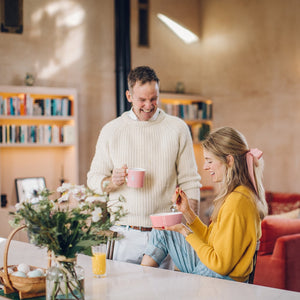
xmin=9 ymin=183 xmax=126 ymax=300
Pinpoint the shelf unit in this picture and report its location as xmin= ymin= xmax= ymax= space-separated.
xmin=160 ymin=92 xmax=213 ymax=188
xmin=0 ymin=85 xmax=79 ymax=209
xmin=159 ymin=93 xmax=213 ymax=144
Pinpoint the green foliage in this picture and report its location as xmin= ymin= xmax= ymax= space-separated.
xmin=10 ymin=184 xmax=126 ymax=258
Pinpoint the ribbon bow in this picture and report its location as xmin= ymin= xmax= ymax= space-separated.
xmin=246 ymin=148 xmax=263 ymax=193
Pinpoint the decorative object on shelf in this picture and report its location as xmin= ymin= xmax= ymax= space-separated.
xmin=25 ymin=73 xmax=35 ymax=86
xmin=1 ymin=194 xmax=7 ymax=207
xmin=15 ymin=177 xmax=46 ymax=203
xmin=9 ymin=183 xmax=127 ymax=300
xmin=175 ymin=82 xmax=185 ymax=94
xmin=60 ymin=165 xmax=66 ymax=186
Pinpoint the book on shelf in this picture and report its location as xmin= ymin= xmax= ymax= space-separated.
xmin=191 ymin=123 xmax=211 ymax=143
xmin=63 ymin=125 xmax=75 ymax=144
xmin=0 ymin=124 xmax=75 ymax=145
xmin=162 ymin=101 xmax=213 ymax=120
xmin=52 ymin=125 xmax=60 ymax=144
xmin=0 ymin=94 xmax=73 ymax=117
xmin=35 ymin=99 xmax=45 ymax=115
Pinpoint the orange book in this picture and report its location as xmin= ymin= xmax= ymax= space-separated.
xmin=20 ymin=96 xmax=25 ymax=115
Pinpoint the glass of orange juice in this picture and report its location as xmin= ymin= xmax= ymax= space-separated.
xmin=92 ymin=244 xmax=107 ymax=278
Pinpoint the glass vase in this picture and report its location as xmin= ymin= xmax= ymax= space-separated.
xmin=46 ymin=256 xmax=84 ymax=300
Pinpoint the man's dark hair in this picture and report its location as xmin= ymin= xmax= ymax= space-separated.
xmin=127 ymin=66 xmax=160 ymax=91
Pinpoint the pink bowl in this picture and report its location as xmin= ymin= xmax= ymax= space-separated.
xmin=150 ymin=212 xmax=183 ymax=227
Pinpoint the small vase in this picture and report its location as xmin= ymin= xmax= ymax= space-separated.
xmin=46 ymin=256 xmax=84 ymax=300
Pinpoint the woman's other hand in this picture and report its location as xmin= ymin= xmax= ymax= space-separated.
xmin=165 ymin=223 xmax=192 ymax=237
xmin=172 ymin=188 xmax=197 ymax=224
xmin=172 ymin=188 xmax=190 ymax=213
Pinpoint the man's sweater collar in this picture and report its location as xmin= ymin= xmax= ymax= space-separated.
xmin=128 ymin=108 xmax=161 ymax=121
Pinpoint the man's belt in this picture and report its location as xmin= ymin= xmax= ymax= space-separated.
xmin=121 ymin=225 xmax=152 ymax=232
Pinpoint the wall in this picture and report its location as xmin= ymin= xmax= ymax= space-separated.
xmin=131 ymin=0 xmax=203 ymax=93
xmin=0 ymin=0 xmax=299 ymax=193
xmin=198 ymin=0 xmax=300 ymax=192
xmin=0 ymin=0 xmax=206 ymax=188
xmin=0 ymin=0 xmax=116 ymax=186
xmin=131 ymin=0 xmax=300 ymax=193
xmin=131 ymin=0 xmax=212 ymax=184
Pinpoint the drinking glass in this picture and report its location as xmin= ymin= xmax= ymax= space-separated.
xmin=92 ymin=244 xmax=107 ymax=278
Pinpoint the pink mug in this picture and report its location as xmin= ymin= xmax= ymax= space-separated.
xmin=127 ymin=168 xmax=146 ymax=188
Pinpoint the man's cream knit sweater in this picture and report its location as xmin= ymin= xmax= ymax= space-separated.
xmin=87 ymin=110 xmax=201 ymax=227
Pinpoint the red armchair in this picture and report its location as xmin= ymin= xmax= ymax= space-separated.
xmin=254 ymin=217 xmax=300 ymax=292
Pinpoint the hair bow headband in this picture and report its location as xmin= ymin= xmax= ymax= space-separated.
xmin=246 ymin=148 xmax=263 ymax=193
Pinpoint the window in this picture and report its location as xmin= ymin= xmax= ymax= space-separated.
xmin=138 ymin=0 xmax=149 ymax=47
xmin=0 ymin=0 xmax=23 ymax=34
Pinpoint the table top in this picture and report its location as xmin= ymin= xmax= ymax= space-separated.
xmin=0 ymin=238 xmax=299 ymax=300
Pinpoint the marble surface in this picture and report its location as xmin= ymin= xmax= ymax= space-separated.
xmin=0 ymin=239 xmax=299 ymax=300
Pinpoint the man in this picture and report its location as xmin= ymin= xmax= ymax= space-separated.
xmin=87 ymin=66 xmax=201 ymax=266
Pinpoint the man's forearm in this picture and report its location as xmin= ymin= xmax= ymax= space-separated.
xmin=189 ymin=198 xmax=200 ymax=217
xmin=101 ymin=177 xmax=119 ymax=193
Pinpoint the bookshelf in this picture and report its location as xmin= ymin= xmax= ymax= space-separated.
xmin=159 ymin=93 xmax=213 ymax=144
xmin=160 ymin=92 xmax=213 ymax=188
xmin=0 ymin=86 xmax=79 ymax=211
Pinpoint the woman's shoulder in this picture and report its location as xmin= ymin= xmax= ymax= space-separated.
xmin=225 ymin=186 xmax=255 ymax=208
xmin=218 ymin=186 xmax=258 ymax=222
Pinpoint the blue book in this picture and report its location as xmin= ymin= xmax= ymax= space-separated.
xmin=10 ymin=97 xmax=14 ymax=115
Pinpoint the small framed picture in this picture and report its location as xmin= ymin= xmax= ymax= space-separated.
xmin=15 ymin=177 xmax=46 ymax=203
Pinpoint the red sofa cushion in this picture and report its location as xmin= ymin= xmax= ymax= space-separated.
xmin=259 ymin=217 xmax=300 ymax=255
xmin=265 ymin=192 xmax=300 ymax=215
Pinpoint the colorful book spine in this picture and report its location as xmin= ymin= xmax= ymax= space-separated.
xmin=161 ymin=101 xmax=212 ymax=121
xmin=0 ymin=94 xmax=73 ymax=117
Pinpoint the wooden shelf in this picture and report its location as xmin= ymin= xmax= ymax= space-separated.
xmin=0 ymin=115 xmax=74 ymax=121
xmin=160 ymin=93 xmax=214 ymax=187
xmin=0 ymin=85 xmax=79 ymax=208
xmin=0 ymin=143 xmax=75 ymax=148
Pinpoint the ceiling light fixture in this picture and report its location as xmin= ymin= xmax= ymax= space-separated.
xmin=157 ymin=13 xmax=199 ymax=44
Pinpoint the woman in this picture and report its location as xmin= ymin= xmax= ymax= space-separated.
xmin=141 ymin=126 xmax=268 ymax=282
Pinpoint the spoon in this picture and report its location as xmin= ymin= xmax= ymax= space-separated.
xmin=170 ymin=188 xmax=182 ymax=212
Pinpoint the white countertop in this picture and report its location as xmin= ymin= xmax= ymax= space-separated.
xmin=0 ymin=238 xmax=299 ymax=300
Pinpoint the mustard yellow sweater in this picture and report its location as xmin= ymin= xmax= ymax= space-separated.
xmin=186 ymin=186 xmax=261 ymax=282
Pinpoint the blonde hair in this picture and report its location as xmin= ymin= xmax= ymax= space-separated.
xmin=202 ymin=127 xmax=268 ymax=221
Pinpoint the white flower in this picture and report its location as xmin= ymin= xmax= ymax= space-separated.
xmin=31 ymin=197 xmax=40 ymax=204
xmin=57 ymin=183 xmax=73 ymax=193
xmin=85 ymin=196 xmax=104 ymax=203
xmin=110 ymin=214 xmax=116 ymax=223
xmin=71 ymin=185 xmax=87 ymax=201
xmin=57 ymin=192 xmax=70 ymax=203
xmin=92 ymin=207 xmax=102 ymax=222
xmin=15 ymin=203 xmax=22 ymax=211
xmin=78 ymin=202 xmax=85 ymax=209
xmin=102 ymin=180 xmax=110 ymax=188
xmin=72 ymin=185 xmax=85 ymax=194
xmin=99 ymin=195 xmax=107 ymax=203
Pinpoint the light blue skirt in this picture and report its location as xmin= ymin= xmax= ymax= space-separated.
xmin=144 ymin=229 xmax=233 ymax=281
